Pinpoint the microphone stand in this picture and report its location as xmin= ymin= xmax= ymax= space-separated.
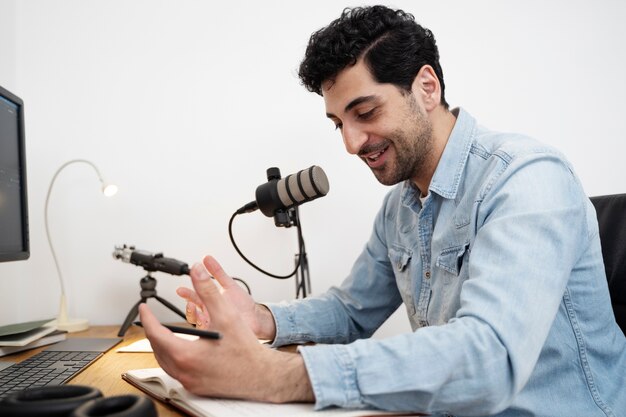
xmin=294 ymin=237 xmax=311 ymax=298
xmin=118 ymin=271 xmax=186 ymax=337
xmin=283 ymin=207 xmax=311 ymax=298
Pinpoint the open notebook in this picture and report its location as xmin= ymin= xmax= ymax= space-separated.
xmin=122 ymin=367 xmax=421 ymax=417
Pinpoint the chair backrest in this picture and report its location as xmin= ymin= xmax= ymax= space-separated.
xmin=590 ymin=193 xmax=626 ymax=335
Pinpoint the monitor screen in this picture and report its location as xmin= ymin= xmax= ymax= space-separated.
xmin=0 ymin=85 xmax=29 ymax=262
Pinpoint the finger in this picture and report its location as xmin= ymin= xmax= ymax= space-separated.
xmin=185 ymin=301 xmax=210 ymax=329
xmin=177 ymin=287 xmax=205 ymax=325
xmin=184 ymin=301 xmax=196 ymax=324
xmin=138 ymin=303 xmax=177 ymax=342
xmin=189 ymin=261 xmax=227 ymax=316
xmin=177 ymin=287 xmax=206 ymax=310
xmin=178 ymin=286 xmax=212 ymax=330
xmin=202 ymin=255 xmax=238 ymax=291
xmin=138 ymin=304 xmax=185 ymax=378
xmin=138 ymin=304 xmax=189 ymax=355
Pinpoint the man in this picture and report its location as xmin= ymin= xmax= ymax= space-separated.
xmin=139 ymin=6 xmax=626 ymax=416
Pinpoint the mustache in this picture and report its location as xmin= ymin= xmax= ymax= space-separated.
xmin=358 ymin=139 xmax=390 ymax=157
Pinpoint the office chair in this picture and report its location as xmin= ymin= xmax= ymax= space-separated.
xmin=590 ymin=193 xmax=626 ymax=335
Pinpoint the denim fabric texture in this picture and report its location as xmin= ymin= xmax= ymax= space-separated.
xmin=266 ymin=108 xmax=626 ymax=416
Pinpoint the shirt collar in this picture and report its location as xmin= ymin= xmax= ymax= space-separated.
xmin=402 ymin=107 xmax=477 ymax=203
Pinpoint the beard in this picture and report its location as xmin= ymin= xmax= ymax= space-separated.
xmin=361 ymin=95 xmax=434 ymax=186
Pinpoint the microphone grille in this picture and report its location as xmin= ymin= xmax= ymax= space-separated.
xmin=309 ymin=166 xmax=329 ymax=196
xmin=276 ymin=165 xmax=330 ymax=209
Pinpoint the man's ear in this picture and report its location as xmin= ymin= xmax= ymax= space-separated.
xmin=411 ymin=65 xmax=441 ymax=112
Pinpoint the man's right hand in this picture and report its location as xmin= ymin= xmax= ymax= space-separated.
xmin=176 ymin=261 xmax=277 ymax=341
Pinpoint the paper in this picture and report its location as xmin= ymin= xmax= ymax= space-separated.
xmin=0 ymin=330 xmax=67 ymax=357
xmin=118 ymin=336 xmax=270 ymax=352
xmin=0 ymin=319 xmax=55 ymax=337
xmin=0 ymin=323 xmax=56 ymax=347
xmin=117 ymin=334 xmax=198 ymax=352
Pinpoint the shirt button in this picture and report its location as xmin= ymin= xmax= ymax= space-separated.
xmin=425 ymin=271 xmax=431 ymax=279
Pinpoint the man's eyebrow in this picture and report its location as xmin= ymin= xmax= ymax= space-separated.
xmin=344 ymin=95 xmax=379 ymax=112
xmin=326 ymin=95 xmax=379 ymax=119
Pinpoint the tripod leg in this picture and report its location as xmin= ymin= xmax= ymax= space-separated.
xmin=154 ymin=295 xmax=186 ymax=320
xmin=118 ymin=299 xmax=144 ymax=337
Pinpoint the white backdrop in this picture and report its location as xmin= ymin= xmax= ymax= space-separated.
xmin=1 ymin=0 xmax=625 ymax=339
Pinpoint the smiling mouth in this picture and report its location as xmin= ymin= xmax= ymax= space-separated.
xmin=366 ymin=148 xmax=386 ymax=162
xmin=360 ymin=142 xmax=390 ymax=165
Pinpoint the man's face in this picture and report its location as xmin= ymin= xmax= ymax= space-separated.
xmin=322 ymin=60 xmax=433 ymax=186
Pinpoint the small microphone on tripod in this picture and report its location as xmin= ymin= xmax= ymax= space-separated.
xmin=113 ymin=244 xmax=190 ymax=337
xmin=113 ymin=245 xmax=190 ymax=275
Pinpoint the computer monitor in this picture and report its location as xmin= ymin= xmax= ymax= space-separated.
xmin=0 ymin=84 xmax=29 ymax=262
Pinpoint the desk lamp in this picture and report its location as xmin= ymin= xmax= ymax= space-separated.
xmin=45 ymin=159 xmax=118 ymax=332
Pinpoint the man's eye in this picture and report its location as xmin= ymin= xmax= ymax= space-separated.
xmin=334 ymin=123 xmax=343 ymax=131
xmin=357 ymin=108 xmax=376 ymax=120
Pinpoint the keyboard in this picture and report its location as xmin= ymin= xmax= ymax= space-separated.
xmin=0 ymin=337 xmax=121 ymax=399
xmin=0 ymin=350 xmax=100 ymax=398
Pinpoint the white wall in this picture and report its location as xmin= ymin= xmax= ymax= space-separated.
xmin=1 ymin=0 xmax=625 ymax=339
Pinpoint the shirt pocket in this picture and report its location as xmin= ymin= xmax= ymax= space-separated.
xmin=389 ymin=244 xmax=412 ymax=272
xmin=435 ymin=242 xmax=470 ymax=284
xmin=388 ymin=244 xmax=414 ymax=307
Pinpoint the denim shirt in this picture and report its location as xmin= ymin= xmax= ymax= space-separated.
xmin=265 ymin=108 xmax=626 ymax=416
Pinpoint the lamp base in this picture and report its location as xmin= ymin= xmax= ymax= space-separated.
xmin=54 ymin=317 xmax=90 ymax=333
xmin=54 ymin=294 xmax=90 ymax=333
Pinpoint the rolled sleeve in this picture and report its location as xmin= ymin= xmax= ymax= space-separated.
xmin=263 ymin=301 xmax=301 ymax=347
xmin=298 ymin=344 xmax=364 ymax=410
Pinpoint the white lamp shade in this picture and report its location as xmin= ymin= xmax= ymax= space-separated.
xmin=102 ymin=183 xmax=118 ymax=197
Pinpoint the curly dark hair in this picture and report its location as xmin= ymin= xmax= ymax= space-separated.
xmin=298 ymin=5 xmax=448 ymax=109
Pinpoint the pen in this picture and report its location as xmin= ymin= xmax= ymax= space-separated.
xmin=133 ymin=321 xmax=222 ymax=340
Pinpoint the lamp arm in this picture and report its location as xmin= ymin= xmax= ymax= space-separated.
xmin=44 ymin=159 xmax=107 ymax=297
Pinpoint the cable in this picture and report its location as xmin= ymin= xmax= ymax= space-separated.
xmin=228 ymin=211 xmax=304 ymax=280
xmin=232 ymin=277 xmax=252 ymax=295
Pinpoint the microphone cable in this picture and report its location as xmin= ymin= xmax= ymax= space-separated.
xmin=229 ymin=207 xmax=309 ymax=298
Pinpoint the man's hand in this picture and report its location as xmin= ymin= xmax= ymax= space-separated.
xmin=138 ymin=255 xmax=314 ymax=403
xmin=176 ymin=258 xmax=276 ymax=341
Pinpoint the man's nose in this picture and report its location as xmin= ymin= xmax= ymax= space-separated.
xmin=342 ymin=124 xmax=368 ymax=155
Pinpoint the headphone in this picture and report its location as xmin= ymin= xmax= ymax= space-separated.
xmin=0 ymin=385 xmax=157 ymax=417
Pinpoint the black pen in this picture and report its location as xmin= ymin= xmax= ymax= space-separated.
xmin=133 ymin=321 xmax=222 ymax=340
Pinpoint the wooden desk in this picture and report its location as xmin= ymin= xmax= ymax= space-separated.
xmin=0 ymin=325 xmax=184 ymax=417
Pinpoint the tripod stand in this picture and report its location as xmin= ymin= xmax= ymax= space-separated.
xmin=292 ymin=208 xmax=311 ymax=298
xmin=118 ymin=272 xmax=186 ymax=336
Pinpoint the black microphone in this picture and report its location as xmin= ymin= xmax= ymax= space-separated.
xmin=112 ymin=245 xmax=190 ymax=275
xmin=237 ymin=165 xmax=330 ymax=217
